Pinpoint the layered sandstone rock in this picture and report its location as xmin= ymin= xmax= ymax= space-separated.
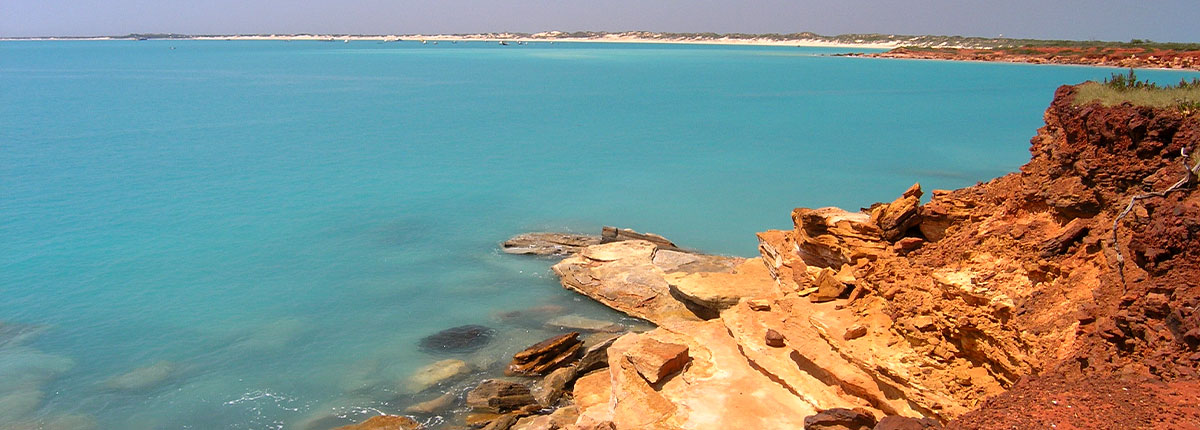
xmin=547 ymin=84 xmax=1200 ymax=429
xmin=334 ymin=415 xmax=421 ymax=430
xmin=508 ymin=333 xmax=583 ymax=376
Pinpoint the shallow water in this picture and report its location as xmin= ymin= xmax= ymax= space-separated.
xmin=2 ymin=40 xmax=1197 ymax=429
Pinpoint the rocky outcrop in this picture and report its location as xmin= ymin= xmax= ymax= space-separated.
xmin=508 ymin=333 xmax=583 ymax=376
xmin=600 ymin=226 xmax=680 ymax=251
xmin=543 ymin=84 xmax=1200 ymax=429
xmin=551 ymin=240 xmax=742 ymax=323
xmin=503 ymin=227 xmax=683 ymax=257
xmin=503 ymin=233 xmax=603 ymax=256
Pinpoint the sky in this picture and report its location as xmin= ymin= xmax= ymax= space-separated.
xmin=2 ymin=0 xmax=1198 ymax=42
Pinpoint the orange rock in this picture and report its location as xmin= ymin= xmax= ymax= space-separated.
xmin=334 ymin=415 xmax=420 ymax=430
xmin=626 ymin=338 xmax=689 ymax=385
xmin=508 ymin=332 xmax=583 ymax=376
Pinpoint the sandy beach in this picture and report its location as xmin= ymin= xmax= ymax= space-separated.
xmin=0 ymin=32 xmax=902 ymax=49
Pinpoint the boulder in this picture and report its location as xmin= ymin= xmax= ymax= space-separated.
xmin=870 ymin=183 xmax=923 ymax=242
xmin=480 ymin=413 xmax=521 ymax=430
xmin=844 ymin=325 xmax=868 ymax=340
xmin=507 ymin=333 xmax=583 ymax=376
xmin=917 ymin=190 xmax=973 ymax=242
xmin=333 ymin=415 xmax=421 ymax=430
xmin=757 ymin=229 xmax=813 ymax=292
xmin=533 ymin=365 xmax=577 ymax=407
xmin=765 ymin=329 xmax=786 ymax=347
xmin=405 ymin=359 xmax=470 ymax=393
xmin=803 ymin=408 xmax=877 ymax=430
xmin=466 ymin=380 xmax=537 ymax=413
xmin=502 ymin=233 xmax=602 ymax=256
xmin=544 ymin=315 xmax=624 ymax=333
xmin=873 ymin=415 xmax=943 ymax=430
xmin=552 ymin=241 xmax=706 ymax=324
xmin=810 ymin=268 xmax=847 ymax=303
xmin=418 ymin=325 xmax=495 ymax=353
xmin=792 ymin=207 xmax=888 ymax=269
xmin=576 ymin=335 xmax=620 ymax=374
xmin=625 ymin=338 xmax=689 ymax=385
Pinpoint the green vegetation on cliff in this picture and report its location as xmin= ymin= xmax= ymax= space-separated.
xmin=1075 ymin=70 xmax=1200 ymax=111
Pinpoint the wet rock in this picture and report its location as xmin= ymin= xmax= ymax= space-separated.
xmin=873 ymin=415 xmax=943 ymax=430
xmin=466 ymin=379 xmax=537 ymax=413
xmin=533 ymin=365 xmax=577 ymax=407
xmin=544 ymin=315 xmax=624 ymax=333
xmin=481 ymin=413 xmax=522 ymax=430
xmin=626 ymin=338 xmax=689 ymax=385
xmin=600 ymin=226 xmax=680 ymax=251
xmin=502 ymin=233 xmax=602 ymax=256
xmin=404 ymin=392 xmax=456 ymax=414
xmin=419 ymin=325 xmax=495 ymax=353
xmin=333 ymin=414 xmax=421 ymax=430
xmin=465 ymin=412 xmax=505 ymax=427
xmin=508 ymin=332 xmax=583 ymax=376
xmin=765 ymin=329 xmax=786 ymax=347
xmin=803 ymin=407 xmax=877 ymax=430
xmin=576 ymin=334 xmax=619 ymax=374
xmin=406 ymin=359 xmax=470 ymax=393
xmin=104 ymin=361 xmax=177 ymax=392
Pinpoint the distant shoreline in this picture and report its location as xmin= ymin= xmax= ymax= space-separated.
xmin=0 ymin=34 xmax=899 ymax=49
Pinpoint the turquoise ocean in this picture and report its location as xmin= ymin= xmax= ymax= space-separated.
xmin=2 ymin=40 xmax=1198 ymax=429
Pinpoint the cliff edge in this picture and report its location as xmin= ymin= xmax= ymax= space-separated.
xmin=548 ymin=84 xmax=1200 ymax=429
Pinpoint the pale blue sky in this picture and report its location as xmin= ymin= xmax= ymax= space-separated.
xmin=2 ymin=0 xmax=1197 ymax=42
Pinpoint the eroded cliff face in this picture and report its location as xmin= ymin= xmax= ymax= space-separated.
xmin=548 ymin=85 xmax=1200 ymax=430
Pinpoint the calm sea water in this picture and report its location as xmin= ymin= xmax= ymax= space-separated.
xmin=2 ymin=40 xmax=1197 ymax=429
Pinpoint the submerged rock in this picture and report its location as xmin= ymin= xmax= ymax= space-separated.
xmin=0 ymin=389 xmax=43 ymax=420
xmin=404 ymin=391 xmax=456 ymax=415
xmin=104 ymin=361 xmax=177 ymax=392
xmin=544 ymin=315 xmax=624 ymax=333
xmin=405 ymin=359 xmax=471 ymax=393
xmin=418 ymin=325 xmax=495 ymax=353
xmin=333 ymin=414 xmax=421 ymax=430
xmin=0 ymin=321 xmax=49 ymax=348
